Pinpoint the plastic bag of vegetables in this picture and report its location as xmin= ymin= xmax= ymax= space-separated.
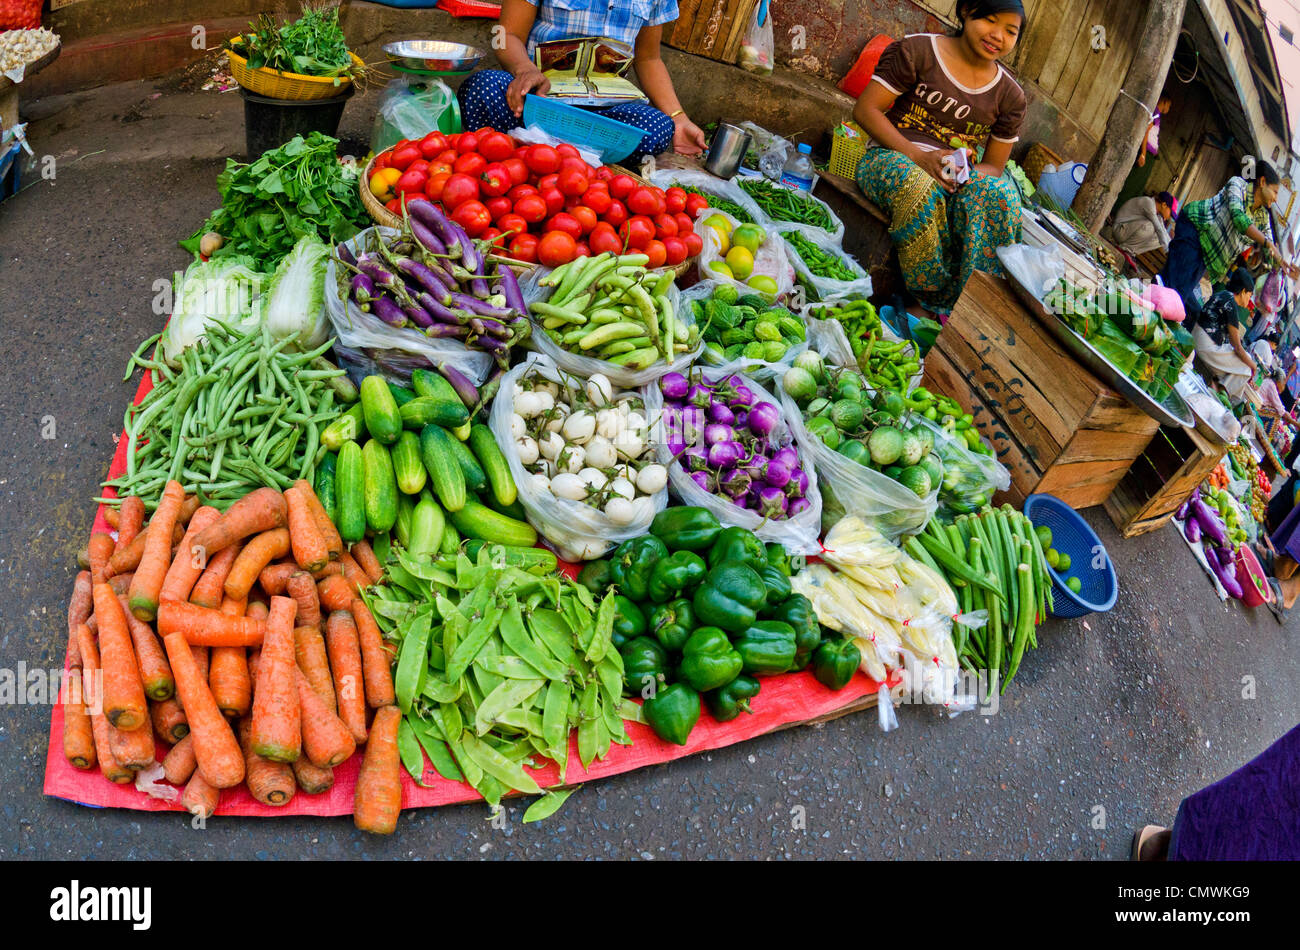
xmin=324 ymin=226 xmax=496 ymax=386
xmin=653 ymin=363 xmax=823 ymax=554
xmin=910 ymin=415 xmax=1010 ymax=517
xmin=777 ymin=225 xmax=874 ymax=303
xmin=489 ymin=353 xmax=669 ymax=561
xmin=647 ymin=166 xmax=769 ymax=227
xmin=693 ymin=208 xmax=797 ymax=299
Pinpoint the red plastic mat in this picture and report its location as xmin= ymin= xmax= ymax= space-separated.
xmin=43 ymin=365 xmax=896 ymax=817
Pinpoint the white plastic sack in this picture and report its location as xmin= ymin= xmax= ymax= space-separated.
xmin=518 ymin=264 xmax=700 ymax=388
xmin=647 ymin=166 xmax=768 ymax=227
xmin=370 ymin=76 xmax=457 ymax=154
xmin=694 ymin=208 xmax=797 ymax=298
xmin=507 ymin=124 xmax=604 ymax=168
xmin=776 ymin=225 xmax=873 ymax=302
xmin=325 ymin=227 xmax=496 ymax=387
xmin=654 ymin=363 xmax=823 ymax=553
xmin=489 ymin=353 xmax=668 ymax=561
xmin=996 ymin=243 xmax=1066 ymax=303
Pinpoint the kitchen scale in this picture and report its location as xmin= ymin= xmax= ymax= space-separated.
xmin=373 ymin=41 xmax=485 ymax=146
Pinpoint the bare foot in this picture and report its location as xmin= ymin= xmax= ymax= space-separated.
xmin=1278 ymin=573 xmax=1300 ymax=609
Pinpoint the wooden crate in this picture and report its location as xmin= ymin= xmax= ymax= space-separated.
xmin=665 ymin=0 xmax=759 ymax=63
xmin=922 ymin=272 xmax=1161 ymax=509
xmin=1102 ymin=424 xmax=1226 ymax=537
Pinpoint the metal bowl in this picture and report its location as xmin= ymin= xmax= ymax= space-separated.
xmin=382 ymin=40 xmax=485 ymax=73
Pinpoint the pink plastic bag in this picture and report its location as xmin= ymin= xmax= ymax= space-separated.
xmin=1144 ymin=282 xmax=1186 ymax=323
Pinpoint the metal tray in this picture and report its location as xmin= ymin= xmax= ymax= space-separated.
xmin=1002 ymin=269 xmax=1195 ymax=429
xmin=382 ymin=40 xmax=484 ymax=74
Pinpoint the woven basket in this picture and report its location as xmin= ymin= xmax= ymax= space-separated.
xmin=227 ymin=40 xmax=363 ymax=101
xmin=828 ymin=127 xmax=868 ymax=179
xmin=1023 ymin=142 xmax=1066 ymax=186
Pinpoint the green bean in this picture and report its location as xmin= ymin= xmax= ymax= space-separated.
xmin=123 ymin=332 xmax=163 ymax=381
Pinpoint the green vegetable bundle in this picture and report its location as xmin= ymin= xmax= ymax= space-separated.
xmin=736 ymin=176 xmax=835 ymax=233
xmin=805 ymin=298 xmax=921 ymax=395
xmin=691 ymin=284 xmax=805 ymax=363
xmin=236 ymin=5 xmax=356 ymax=79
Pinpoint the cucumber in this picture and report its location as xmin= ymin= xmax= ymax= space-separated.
xmin=483 ymin=491 xmax=529 ymax=523
xmin=446 ymin=433 xmax=487 ymax=492
xmin=335 ymin=440 xmax=366 ymax=543
xmin=362 ymin=438 xmax=399 ymax=533
xmin=449 ymin=498 xmax=537 ymax=547
xmin=409 ymin=496 xmax=446 ymax=558
xmin=388 ymin=382 xmax=417 ymax=406
xmin=360 ymin=375 xmax=402 ymax=445
xmin=400 ymin=395 xmax=471 ymax=429
xmin=411 ymin=368 xmax=469 ymax=410
xmin=440 ymin=521 xmax=461 ymax=555
xmin=394 ymin=491 xmax=416 ymax=548
xmin=452 ymin=420 xmax=472 ymax=441
xmin=391 ymin=430 xmax=427 ymax=495
xmin=314 ymin=452 xmax=338 ymax=525
xmin=321 ymin=404 xmax=365 ymax=451
xmin=419 ymin=424 xmax=467 ymax=512
xmin=468 ymin=423 xmax=516 ymax=507
xmin=463 ymin=541 xmax=557 ymax=573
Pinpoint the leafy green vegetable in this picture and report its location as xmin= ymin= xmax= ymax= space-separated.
xmin=262 ymin=233 xmax=330 ymax=350
xmin=235 ymin=5 xmax=355 ymax=79
xmin=160 ymin=256 xmax=264 ymax=361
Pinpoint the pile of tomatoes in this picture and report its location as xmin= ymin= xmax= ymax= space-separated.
xmin=368 ymin=128 xmax=711 ymax=268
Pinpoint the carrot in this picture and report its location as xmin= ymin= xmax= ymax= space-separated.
xmin=105 ymin=520 xmax=185 ymax=579
xmin=286 ymin=571 xmax=322 ymax=629
xmin=251 ymin=595 xmax=300 ymax=762
xmin=293 ymin=479 xmax=343 ymax=562
xmin=192 ymin=644 xmax=209 ymax=681
xmin=324 ymin=610 xmax=368 ymax=744
xmin=162 ymin=733 xmax=197 ymax=785
xmin=317 ymin=573 xmax=354 ymax=612
xmin=209 ymin=647 xmax=251 ymax=718
xmin=338 ymin=549 xmax=370 ymax=594
xmin=108 ymin=714 xmax=156 ymax=771
xmin=350 ymin=540 xmax=383 ymax=584
xmin=75 ymin=623 xmax=132 ymax=784
xmin=246 ymin=601 xmax=269 ymax=621
xmin=354 ymin=705 xmax=403 ymax=834
xmin=103 ymin=506 xmax=120 ymax=529
xmin=351 ymin=599 xmax=396 ymax=708
xmin=189 ymin=541 xmax=243 ymax=608
xmin=238 ymin=717 xmax=296 ymax=806
xmin=293 ymin=625 xmax=335 ymax=711
xmin=150 ymin=697 xmax=189 ymax=743
xmin=190 ymin=487 xmax=287 ymax=558
xmin=107 ymin=572 xmax=135 ymax=596
xmin=284 ymin=486 xmax=331 ymax=573
xmin=158 ymin=505 xmax=221 ymax=604
xmin=61 ymin=668 xmax=96 ymax=770
xmin=291 ymin=757 xmax=334 ymax=795
xmin=126 ymin=480 xmax=185 ymax=620
xmin=157 ymin=600 xmax=267 ymax=647
xmin=163 ymin=631 xmax=244 ymax=789
xmin=178 ymin=493 xmax=201 ymax=525
xmin=223 ymin=528 xmax=290 ymax=601
xmin=66 ymin=570 xmax=92 ymax=669
xmin=258 ymin=561 xmax=298 ymax=596
xmin=181 ymin=771 xmax=219 ymax=819
xmin=295 ymin=666 xmax=355 ymax=768
xmin=113 ymin=591 xmax=174 ymax=701
xmin=87 ymin=532 xmax=116 ymax=585
xmin=116 ymin=496 xmax=146 ymax=552
xmin=91 ymin=582 xmax=147 ymax=730
xmin=311 ymin=560 xmax=342 ymax=581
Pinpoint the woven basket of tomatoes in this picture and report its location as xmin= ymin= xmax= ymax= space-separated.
xmin=362 ymin=128 xmax=709 ymax=273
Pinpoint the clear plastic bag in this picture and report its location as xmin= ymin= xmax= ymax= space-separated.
xmin=647 ymin=166 xmax=768 ymax=227
xmin=738 ymin=0 xmax=774 ymax=75
xmin=654 ymin=362 xmax=823 ymax=553
xmin=996 ymin=243 xmax=1066 ymax=302
xmin=370 ymin=77 xmax=458 ymax=154
xmin=911 ymin=415 xmax=1010 ymax=516
xmin=777 ymin=226 xmax=874 ymax=302
xmin=488 ymin=353 xmax=668 ymax=561
xmin=694 ymin=207 xmax=797 ymax=298
xmin=324 ymin=227 xmax=496 ymax=387
xmin=736 ymin=164 xmax=846 ymax=245
xmin=681 ymin=279 xmax=810 ymax=371
xmin=517 ymin=265 xmax=700 ymax=388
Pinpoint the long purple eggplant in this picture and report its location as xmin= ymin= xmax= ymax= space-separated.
xmin=425 ymin=324 xmax=471 ymax=339
xmin=437 ymin=361 xmax=479 ymax=408
xmin=416 ymin=291 xmax=470 ymax=326
xmin=409 ymin=201 xmax=463 ymax=259
xmin=350 ymin=273 xmax=377 ymax=305
xmin=336 ymin=243 xmax=357 ymax=268
xmin=396 ymin=257 xmax=454 ymax=303
xmin=454 ymin=293 xmax=514 ymax=320
xmin=370 ymin=295 xmax=408 ymax=328
xmin=402 ymin=298 xmax=435 ymax=329
xmin=470 ymin=317 xmax=511 ymax=340
xmin=494 ymin=261 xmax=527 ymax=315
xmin=410 ymin=218 xmax=448 ymax=257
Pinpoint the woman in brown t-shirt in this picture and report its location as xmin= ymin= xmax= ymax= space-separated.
xmin=853 ymin=0 xmax=1027 ymax=318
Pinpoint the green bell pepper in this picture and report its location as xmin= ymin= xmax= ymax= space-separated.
xmin=677 ymin=626 xmax=743 ymax=692
xmin=648 ymin=598 xmax=695 ymax=652
xmin=704 ymin=674 xmax=760 ymax=722
xmin=706 ymin=526 xmax=767 ymax=572
xmin=620 ymin=635 xmax=669 ymax=697
xmin=577 ymin=558 xmax=613 ymax=596
xmin=609 ymin=535 xmax=668 ymax=602
xmin=757 ymin=563 xmax=792 ymax=611
xmin=692 ymin=563 xmax=767 ymax=633
xmin=646 ymin=550 xmax=707 ymax=603
xmin=650 ymin=505 xmax=723 ymax=551
xmin=768 ymin=592 xmax=820 ymax=669
xmin=611 ymin=595 xmax=647 ymax=648
xmin=642 ymin=682 xmax=701 ymax=745
xmin=765 ymin=542 xmax=792 ymax=576
xmin=733 ymin=620 xmax=797 ymax=675
xmin=811 ymin=637 xmax=861 ymax=690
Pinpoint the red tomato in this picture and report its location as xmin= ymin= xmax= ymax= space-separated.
xmin=485 ymin=195 xmax=513 ymax=222
xmin=609 ymin=174 xmax=637 ymax=200
xmin=480 ymin=163 xmax=512 ymax=197
xmin=496 ymin=213 xmax=528 ymax=238
xmin=441 ymin=173 xmax=480 ymax=210
xmin=683 ymin=232 xmax=704 ymax=256
xmin=556 ymin=143 xmax=580 ymax=160
xmin=558 ymin=168 xmax=589 ymax=198
xmin=419 ymin=132 xmax=449 ymax=159
xmin=373 ymin=151 xmax=391 ymax=172
xmin=662 ymin=235 xmax=688 ymax=266
xmin=513 ymin=193 xmax=548 ymax=225
xmin=481 ymin=227 xmax=506 ymax=248
xmin=594 ymin=165 xmax=614 ymax=182
xmin=503 ymin=157 xmax=530 ymax=186
xmin=453 ymin=152 xmax=487 ymax=177
xmin=546 ymin=212 xmax=583 ymax=240
xmin=507 ymin=183 xmax=539 ymax=203
xmin=537 ymin=173 xmax=560 ymax=192
xmin=674 ymin=211 xmax=695 ymax=234
xmin=426 ymin=161 xmax=454 ymax=179
xmin=627 ymin=186 xmax=660 ymax=216
xmin=474 ymin=125 xmax=494 ymax=137
xmin=685 ymin=193 xmax=709 ymax=217
xmin=581 ymin=187 xmax=612 ymax=215
xmin=570 ymin=205 xmax=598 ymax=234
xmin=478 ymin=131 xmax=514 ymax=162
xmin=426 ymin=171 xmax=452 ymax=201
xmin=509 ymin=233 xmax=540 ymax=263
xmin=385 ymin=197 xmax=403 ymax=214
xmin=537 ymin=230 xmax=578 ymax=267
xmin=653 ymin=213 xmax=679 ymax=239
xmin=408 ymin=159 xmax=430 ymax=175
xmin=452 ymin=199 xmax=491 ymax=237
xmin=665 ymin=186 xmax=688 ymax=214
xmin=620 ymin=215 xmax=655 ymax=251
xmin=456 ymin=133 xmax=480 ymax=155
xmin=390 ymin=144 xmax=421 ymax=172
xmin=559 ymin=156 xmax=591 ymax=177
xmin=588 ymin=222 xmax=623 ymax=256
xmin=644 ymin=239 xmax=668 ymax=268
xmin=396 ymin=169 xmax=428 ymax=196
xmin=573 ymin=242 xmax=591 ymax=258
xmin=437 ymin=148 xmax=458 ymax=165
xmin=603 ymin=199 xmax=628 ymax=228
xmin=525 ymin=144 xmax=562 ymax=176
xmin=540 ymin=187 xmax=565 ymax=216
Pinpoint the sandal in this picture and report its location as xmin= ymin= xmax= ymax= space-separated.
xmin=1131 ymin=825 xmax=1170 ymax=861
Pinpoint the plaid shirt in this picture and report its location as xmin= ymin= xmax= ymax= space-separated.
xmin=1183 ymin=176 xmax=1273 ymax=285
xmin=525 ymin=0 xmax=680 ymax=54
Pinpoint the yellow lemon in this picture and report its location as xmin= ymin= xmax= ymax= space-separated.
xmin=747 ymin=274 xmax=779 ymax=296
xmin=707 ymin=225 xmax=731 ymax=255
xmin=732 ymin=223 xmax=766 ymax=253
xmin=725 ymin=246 xmax=755 ymax=280
xmin=702 ymin=213 xmax=733 ymax=235
xmin=708 ymin=261 xmax=735 ymax=280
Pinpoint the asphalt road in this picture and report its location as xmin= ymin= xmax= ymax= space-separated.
xmin=1 ymin=74 xmax=1296 ymax=860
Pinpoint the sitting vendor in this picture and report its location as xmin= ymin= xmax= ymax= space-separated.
xmin=1104 ymin=192 xmax=1175 ymax=257
xmin=852 ymin=0 xmax=1027 ymax=321
xmin=456 ymin=0 xmax=707 ymax=162
xmin=1193 ymin=267 xmax=1258 ymax=400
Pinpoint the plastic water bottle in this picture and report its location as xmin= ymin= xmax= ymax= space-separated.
xmin=780 ymin=143 xmax=815 ymax=192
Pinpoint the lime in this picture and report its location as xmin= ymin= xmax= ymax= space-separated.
xmin=702 ymin=213 xmax=733 ymax=234
xmin=724 ymin=246 xmax=755 ymax=279
xmin=1056 ymin=552 xmax=1072 ymax=571
xmin=1045 ymin=547 xmax=1060 ymax=569
xmin=1066 ymin=576 xmax=1082 ymax=594
xmin=747 ymin=274 xmax=779 ymax=295
xmin=732 ymin=223 xmax=766 ymax=253
xmin=708 ymin=260 xmax=734 ymax=280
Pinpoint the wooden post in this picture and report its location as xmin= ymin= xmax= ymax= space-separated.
xmin=1071 ymin=0 xmax=1187 ymax=233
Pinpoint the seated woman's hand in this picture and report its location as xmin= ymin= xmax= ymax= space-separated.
xmin=910 ymin=147 xmax=958 ymax=193
xmin=673 ymin=115 xmax=707 ymax=155
xmin=506 ymin=68 xmax=551 ymax=115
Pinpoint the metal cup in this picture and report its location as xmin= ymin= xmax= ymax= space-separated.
xmin=704 ymin=123 xmax=752 ymax=179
